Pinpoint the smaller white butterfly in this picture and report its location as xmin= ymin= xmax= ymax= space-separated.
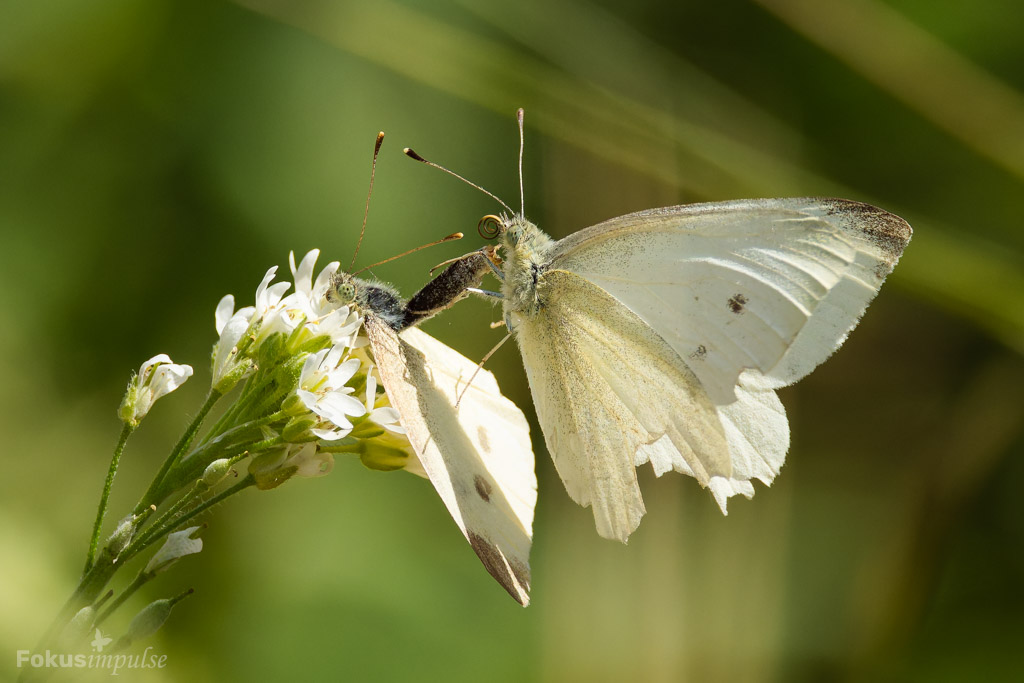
xmin=407 ymin=109 xmax=912 ymax=543
xmin=327 ymin=132 xmax=536 ymax=604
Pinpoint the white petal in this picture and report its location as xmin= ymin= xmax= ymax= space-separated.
xmin=293 ymin=250 xmax=321 ymax=296
xmin=311 ymin=426 xmax=349 ymax=440
xmin=364 ymin=366 xmax=377 ymax=412
xmin=313 ymin=261 xmax=341 ymax=294
xmin=296 ymin=389 xmax=320 ymax=413
xmin=369 ymin=406 xmax=400 ymax=425
xmin=144 ymin=527 xmax=203 ymax=575
xmin=327 ymin=357 xmax=361 ymax=388
xmin=139 ymin=354 xmax=172 ymax=377
xmin=215 ymin=295 xmax=235 ymax=334
xmin=266 ymin=280 xmax=291 ymax=305
xmin=299 ymin=349 xmax=330 ymax=386
xmin=253 ymin=266 xmax=279 ymax=312
xmin=315 ymin=392 xmax=366 ymax=425
xmin=149 ymin=363 xmax=193 ymax=399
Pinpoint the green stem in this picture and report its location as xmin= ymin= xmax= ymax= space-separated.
xmin=155 ymin=414 xmax=285 ymax=503
xmin=84 ymin=424 xmax=134 ymax=574
xmin=95 ymin=571 xmax=150 ymax=626
xmin=130 ymin=483 xmax=203 ymax=553
xmin=122 ymin=475 xmax=256 ymax=564
xmin=134 ymin=391 xmax=221 ymax=516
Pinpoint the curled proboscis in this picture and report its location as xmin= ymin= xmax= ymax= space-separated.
xmin=477 ymin=215 xmax=503 ymax=240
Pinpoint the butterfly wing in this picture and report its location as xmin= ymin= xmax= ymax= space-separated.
xmin=550 ymin=198 xmax=911 ymax=403
xmin=521 ymin=198 xmax=909 ymax=541
xmin=513 ymin=270 xmax=739 ymax=542
xmin=365 ymin=315 xmax=536 ymax=605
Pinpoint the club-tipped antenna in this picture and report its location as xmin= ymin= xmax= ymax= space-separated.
xmin=516 ymin=108 xmax=525 ymax=216
xmin=350 ymin=131 xmax=386 ymax=271
xmin=352 ymin=232 xmax=464 ymax=275
xmin=403 ymin=147 xmax=515 ymax=216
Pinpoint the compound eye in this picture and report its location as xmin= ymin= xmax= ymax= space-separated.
xmin=340 ymin=283 xmax=356 ymax=302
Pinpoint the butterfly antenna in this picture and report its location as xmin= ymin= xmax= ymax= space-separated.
xmin=455 ymin=332 xmax=513 ymax=409
xmin=516 ymin=108 xmax=525 ymax=217
xmin=350 ymin=131 xmax=386 ymax=271
xmin=403 ymin=147 xmax=515 ymax=216
xmin=352 ymin=232 xmax=464 ymax=275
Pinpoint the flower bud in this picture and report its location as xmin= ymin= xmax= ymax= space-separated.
xmin=118 ymin=355 xmax=193 ymax=426
xmin=200 ymin=458 xmax=232 ymax=488
xmin=281 ymin=416 xmax=318 ymax=442
xmin=104 ymin=514 xmax=137 ymax=557
xmin=119 ymin=589 xmax=192 ymax=648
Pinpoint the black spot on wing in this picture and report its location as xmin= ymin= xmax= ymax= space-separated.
xmin=474 ymin=474 xmax=493 ymax=502
xmin=727 ymin=294 xmax=748 ymax=314
xmin=689 ymin=344 xmax=707 ymax=361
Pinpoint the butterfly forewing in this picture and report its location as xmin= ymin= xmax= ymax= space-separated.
xmin=549 ymin=198 xmax=910 ymax=404
xmin=365 ymin=316 xmax=536 ymax=604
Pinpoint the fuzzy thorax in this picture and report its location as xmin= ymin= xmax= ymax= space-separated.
xmin=500 ymin=216 xmax=555 ymax=318
xmin=329 ymin=271 xmax=407 ymax=331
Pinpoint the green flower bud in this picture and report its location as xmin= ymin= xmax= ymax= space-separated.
xmin=104 ymin=514 xmax=137 ymax=557
xmin=281 ymin=416 xmax=318 ymax=442
xmin=360 ymin=443 xmax=412 ymax=472
xmin=119 ymin=589 xmax=193 ymax=648
xmin=256 ymin=331 xmax=287 ymax=369
xmin=200 ymin=459 xmax=232 ymax=488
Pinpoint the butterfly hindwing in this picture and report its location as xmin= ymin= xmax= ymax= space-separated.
xmin=513 ymin=270 xmax=736 ymax=541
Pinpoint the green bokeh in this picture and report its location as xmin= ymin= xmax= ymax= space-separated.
xmin=2 ymin=0 xmax=1022 ymax=681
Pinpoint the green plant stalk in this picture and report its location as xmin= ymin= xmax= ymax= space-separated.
xmin=84 ymin=423 xmax=134 ymax=574
xmin=134 ymin=391 xmax=221 ymax=516
xmin=95 ymin=570 xmax=150 ymax=626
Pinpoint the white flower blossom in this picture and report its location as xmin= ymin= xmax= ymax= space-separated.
xmin=119 ymin=354 xmax=193 ymax=426
xmin=296 ymin=347 xmax=366 ymax=440
xmin=211 ymin=265 xmax=294 ymax=390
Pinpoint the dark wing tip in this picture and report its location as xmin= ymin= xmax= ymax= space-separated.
xmin=468 ymin=531 xmax=532 ymax=606
xmin=821 ymin=198 xmax=912 ymax=264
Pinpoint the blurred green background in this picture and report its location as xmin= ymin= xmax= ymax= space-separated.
xmin=3 ymin=0 xmax=1023 ymax=680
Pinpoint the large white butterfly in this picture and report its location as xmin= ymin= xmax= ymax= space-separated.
xmin=407 ymin=110 xmax=912 ymax=543
xmin=327 ymin=133 xmax=536 ymax=604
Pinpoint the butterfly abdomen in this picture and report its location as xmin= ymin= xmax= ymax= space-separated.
xmin=402 ymin=247 xmax=499 ymax=329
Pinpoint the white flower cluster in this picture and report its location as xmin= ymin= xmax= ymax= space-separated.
xmin=210 ymin=250 xmax=410 ymax=475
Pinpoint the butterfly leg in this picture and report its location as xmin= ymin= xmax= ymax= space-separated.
xmin=467 ymin=287 xmax=503 ymax=299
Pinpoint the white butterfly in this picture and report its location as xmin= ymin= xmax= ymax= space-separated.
xmin=328 ymin=132 xmax=536 ymax=603
xmin=407 ymin=110 xmax=912 ymax=543
xmin=363 ymin=315 xmax=535 ymax=604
